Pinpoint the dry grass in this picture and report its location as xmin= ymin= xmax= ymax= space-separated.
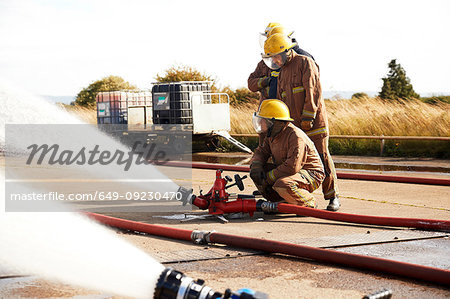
xmin=230 ymin=97 xmax=450 ymax=137
xmin=65 ymin=98 xmax=450 ymax=137
xmin=326 ymin=97 xmax=449 ymax=136
xmin=230 ymin=103 xmax=259 ymax=134
xmin=60 ymin=104 xmax=97 ymax=124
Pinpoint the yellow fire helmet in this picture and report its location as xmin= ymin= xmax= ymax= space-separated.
xmin=257 ymin=99 xmax=294 ymax=121
xmin=253 ymin=99 xmax=293 ymax=133
xmin=262 ymin=33 xmax=297 ymax=69
xmin=267 ymin=26 xmax=294 ymax=39
xmin=264 ymin=33 xmax=296 ymax=57
xmin=259 ymin=23 xmax=294 ymax=48
xmin=263 ymin=22 xmax=282 ymax=36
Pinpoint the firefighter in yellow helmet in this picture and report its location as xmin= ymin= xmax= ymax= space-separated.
xmin=249 ymin=23 xmax=316 ymax=104
xmin=248 ymin=23 xmax=317 ymax=146
xmin=261 ymin=33 xmax=340 ymax=211
xmin=250 ymin=99 xmax=325 ymax=208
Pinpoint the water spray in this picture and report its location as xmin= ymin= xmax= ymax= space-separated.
xmin=0 ymin=86 xmax=267 ymax=298
xmin=0 ymin=198 xmax=267 ymax=298
xmin=1 ymin=84 xmax=184 ymax=209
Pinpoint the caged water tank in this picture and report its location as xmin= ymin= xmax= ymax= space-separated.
xmin=151 ymin=81 xmax=211 ymax=125
xmin=96 ymin=91 xmax=152 ymax=125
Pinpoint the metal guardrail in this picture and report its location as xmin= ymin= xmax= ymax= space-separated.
xmin=230 ymin=134 xmax=450 ymax=156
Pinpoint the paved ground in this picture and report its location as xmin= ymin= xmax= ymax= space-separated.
xmin=1 ymin=155 xmax=449 ymax=298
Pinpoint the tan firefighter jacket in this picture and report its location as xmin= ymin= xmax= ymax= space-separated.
xmin=277 ymin=52 xmax=328 ymax=141
xmin=252 ymin=123 xmax=324 ymax=181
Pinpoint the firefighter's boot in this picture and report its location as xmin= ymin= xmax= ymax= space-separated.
xmin=326 ymin=197 xmax=340 ymax=211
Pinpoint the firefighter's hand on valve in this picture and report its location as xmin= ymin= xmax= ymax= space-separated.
xmin=300 ymin=120 xmax=313 ymax=131
xmin=250 ymin=163 xmax=265 ymax=186
xmin=261 ymin=179 xmax=272 ymax=194
xmin=262 ymin=171 xmax=275 ymax=191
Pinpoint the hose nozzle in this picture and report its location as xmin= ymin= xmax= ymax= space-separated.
xmin=177 ymin=186 xmax=195 ymax=206
xmin=154 ymin=268 xmax=268 ymax=299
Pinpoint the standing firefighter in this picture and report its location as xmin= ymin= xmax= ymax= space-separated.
xmin=262 ymin=33 xmax=340 ymax=211
xmin=248 ymin=23 xmax=316 ymax=146
xmin=248 ymin=23 xmax=316 ymax=103
xmin=250 ymin=99 xmax=324 ymax=208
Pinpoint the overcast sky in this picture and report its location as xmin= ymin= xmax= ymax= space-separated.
xmin=1 ymin=0 xmax=449 ymax=97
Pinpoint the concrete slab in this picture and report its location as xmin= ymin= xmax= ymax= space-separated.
xmin=2 ymin=157 xmax=450 ymax=298
xmin=336 ymin=238 xmax=450 ymax=269
xmin=123 ymin=229 xmax=448 ymax=265
xmin=0 ymin=276 xmax=109 ymax=299
xmin=110 ymin=167 xmax=450 ymax=298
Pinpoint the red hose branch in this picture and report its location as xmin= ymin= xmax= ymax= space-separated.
xmin=336 ymin=172 xmax=450 ymax=186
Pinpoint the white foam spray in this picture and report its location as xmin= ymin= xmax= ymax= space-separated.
xmin=0 ymin=81 xmax=180 ymax=194
xmin=0 ymin=82 xmax=83 ymax=143
xmin=0 ymin=192 xmax=165 ymax=298
xmin=0 ymin=83 xmax=177 ymax=297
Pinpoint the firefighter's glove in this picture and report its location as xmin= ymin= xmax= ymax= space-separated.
xmin=261 ymin=180 xmax=272 ymax=194
xmin=300 ymin=120 xmax=314 ymax=131
xmin=250 ymin=162 xmax=266 ymax=186
xmin=261 ymin=76 xmax=271 ymax=88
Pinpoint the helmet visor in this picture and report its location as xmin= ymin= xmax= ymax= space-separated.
xmin=259 ymin=33 xmax=267 ymax=49
xmin=252 ymin=113 xmax=273 ymax=134
xmin=262 ymin=51 xmax=288 ymax=70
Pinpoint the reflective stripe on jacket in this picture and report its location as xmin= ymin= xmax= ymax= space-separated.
xmin=277 ymin=53 xmax=329 ymax=140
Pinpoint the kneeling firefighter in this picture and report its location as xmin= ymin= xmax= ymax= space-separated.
xmin=250 ymin=99 xmax=325 ymax=208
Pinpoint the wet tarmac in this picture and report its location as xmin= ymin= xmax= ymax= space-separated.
xmin=1 ymin=153 xmax=449 ymax=298
xmin=336 ymin=238 xmax=450 ymax=269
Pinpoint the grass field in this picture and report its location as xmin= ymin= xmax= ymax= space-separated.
xmin=229 ymin=97 xmax=450 ymax=136
xmin=230 ymin=97 xmax=450 ymax=158
xmin=65 ymin=97 xmax=450 ymax=158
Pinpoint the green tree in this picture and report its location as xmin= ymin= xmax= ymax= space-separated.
xmin=74 ymin=75 xmax=137 ymax=107
xmin=351 ymin=92 xmax=369 ymax=100
xmin=222 ymin=86 xmax=259 ymax=106
xmin=155 ymin=65 xmax=217 ymax=90
xmin=155 ymin=65 xmax=259 ymax=106
xmin=379 ymin=59 xmax=420 ymax=100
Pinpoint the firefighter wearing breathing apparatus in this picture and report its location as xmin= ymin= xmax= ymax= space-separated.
xmin=248 ymin=23 xmax=316 ymax=103
xmin=262 ymin=33 xmax=340 ymax=211
xmin=248 ymin=23 xmax=317 ymax=148
xmin=250 ymin=99 xmax=325 ymax=208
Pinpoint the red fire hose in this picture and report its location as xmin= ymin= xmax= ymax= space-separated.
xmin=86 ymin=212 xmax=450 ymax=286
xmin=187 ymin=167 xmax=450 ymax=231
xmin=164 ymin=161 xmax=450 ymax=186
xmin=276 ymin=203 xmax=450 ymax=231
xmin=85 ymin=162 xmax=450 ymax=285
xmin=190 ymin=197 xmax=450 ymax=231
xmin=86 ymin=212 xmax=192 ymax=241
